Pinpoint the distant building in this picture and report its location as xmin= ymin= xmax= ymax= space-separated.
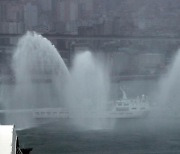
xmin=103 ymin=18 xmax=113 ymax=35
xmin=112 ymin=16 xmax=135 ymax=36
xmin=136 ymin=53 xmax=165 ymax=74
xmin=38 ymin=0 xmax=52 ymax=12
xmin=56 ymin=0 xmax=78 ymax=34
xmin=0 ymin=1 xmax=24 ymax=34
xmin=108 ymin=51 xmax=130 ymax=75
xmin=24 ymin=2 xmax=38 ymax=31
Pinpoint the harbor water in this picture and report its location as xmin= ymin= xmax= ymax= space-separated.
xmin=17 ymin=118 xmax=180 ymax=154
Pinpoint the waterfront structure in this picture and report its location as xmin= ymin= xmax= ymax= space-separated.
xmin=0 ymin=125 xmax=33 ymax=154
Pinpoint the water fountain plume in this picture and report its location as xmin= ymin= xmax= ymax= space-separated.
xmin=1 ymin=32 xmax=110 ymax=130
xmin=151 ymin=49 xmax=180 ymax=128
xmin=3 ymin=31 xmax=69 ymax=129
xmin=13 ymin=31 xmax=69 ymax=108
xmin=66 ymin=51 xmax=110 ymax=130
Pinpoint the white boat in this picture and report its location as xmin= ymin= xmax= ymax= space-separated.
xmin=0 ymin=90 xmax=150 ymax=122
xmin=107 ymin=89 xmax=150 ymax=118
xmin=32 ymin=95 xmax=150 ymax=120
xmin=0 ymin=101 xmax=150 ymax=123
xmin=107 ymin=96 xmax=150 ymax=118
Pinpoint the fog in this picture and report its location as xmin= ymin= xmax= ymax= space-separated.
xmin=0 ymin=0 xmax=180 ymax=153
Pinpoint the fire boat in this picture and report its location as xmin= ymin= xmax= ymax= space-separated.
xmin=32 ymin=89 xmax=150 ymax=119
xmin=0 ymin=90 xmax=150 ymax=123
xmin=107 ymin=90 xmax=150 ymax=118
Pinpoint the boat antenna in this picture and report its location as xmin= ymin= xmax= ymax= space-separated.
xmin=120 ymin=87 xmax=127 ymax=99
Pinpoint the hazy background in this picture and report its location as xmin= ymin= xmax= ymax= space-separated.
xmin=0 ymin=0 xmax=180 ymax=78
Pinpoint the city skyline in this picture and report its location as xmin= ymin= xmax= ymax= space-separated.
xmin=0 ymin=0 xmax=180 ymax=36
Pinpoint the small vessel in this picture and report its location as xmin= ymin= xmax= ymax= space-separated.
xmin=32 ymin=91 xmax=150 ymax=119
xmin=0 ymin=90 xmax=150 ymax=123
xmin=107 ymin=88 xmax=150 ymax=118
xmin=32 ymin=108 xmax=69 ymax=124
xmin=0 ymin=125 xmax=33 ymax=154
